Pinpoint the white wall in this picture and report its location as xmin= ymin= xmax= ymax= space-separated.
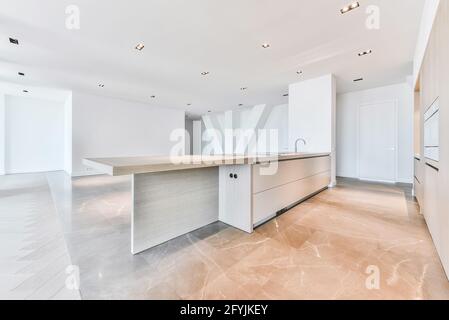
xmin=192 ymin=120 xmax=203 ymax=155
xmin=0 ymin=82 xmax=71 ymax=176
xmin=262 ymin=104 xmax=289 ymax=153
xmin=71 ymin=91 xmax=185 ymax=176
xmin=4 ymin=96 xmax=65 ymax=174
xmin=64 ymin=93 xmax=73 ymax=175
xmin=0 ymin=93 xmax=5 ymax=175
xmin=184 ymin=118 xmax=193 ymax=155
xmin=232 ymin=104 xmax=289 ymax=154
xmin=336 ymin=83 xmax=414 ymax=183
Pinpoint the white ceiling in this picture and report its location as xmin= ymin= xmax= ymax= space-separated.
xmin=0 ymin=0 xmax=424 ymax=116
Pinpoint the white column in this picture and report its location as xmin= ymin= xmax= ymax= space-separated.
xmin=288 ymin=74 xmax=337 ymax=185
xmin=192 ymin=120 xmax=203 ymax=155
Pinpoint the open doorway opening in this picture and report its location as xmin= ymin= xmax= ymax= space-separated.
xmin=4 ymin=95 xmax=65 ymax=174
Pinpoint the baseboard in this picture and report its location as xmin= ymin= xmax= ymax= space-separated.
xmin=338 ymin=175 xmax=413 ymax=185
xmin=70 ymin=171 xmax=103 ymax=178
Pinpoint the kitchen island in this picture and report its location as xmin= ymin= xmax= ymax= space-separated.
xmin=84 ymin=153 xmax=331 ymax=254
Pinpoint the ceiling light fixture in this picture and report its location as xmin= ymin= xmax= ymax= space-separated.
xmin=135 ymin=43 xmax=145 ymax=51
xmin=262 ymin=43 xmax=270 ymax=49
xmin=9 ymin=37 xmax=19 ymax=45
xmin=201 ymin=72 xmax=210 ymax=76
xmin=18 ymin=72 xmax=25 ymax=76
xmin=353 ymin=78 xmax=363 ymax=82
xmin=340 ymin=2 xmax=360 ymax=14
xmin=358 ymin=49 xmax=373 ymax=56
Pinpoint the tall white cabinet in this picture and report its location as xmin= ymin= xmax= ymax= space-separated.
xmin=288 ymin=74 xmax=336 ymax=186
xmin=416 ymin=0 xmax=449 ymax=279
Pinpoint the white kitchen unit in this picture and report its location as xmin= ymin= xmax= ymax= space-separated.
xmin=84 ymin=153 xmax=330 ymax=254
xmin=219 ymin=155 xmax=331 ymax=230
xmin=424 ymin=162 xmax=440 ymax=243
xmin=252 ymin=156 xmax=330 ymax=226
xmin=424 ymin=98 xmax=440 ymax=161
xmin=414 ymin=156 xmax=423 ymax=207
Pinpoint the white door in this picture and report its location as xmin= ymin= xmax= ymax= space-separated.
xmin=358 ymin=101 xmax=397 ymax=182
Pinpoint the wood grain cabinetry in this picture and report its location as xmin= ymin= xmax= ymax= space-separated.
xmin=419 ymin=0 xmax=449 ymax=278
xmin=414 ymin=157 xmax=423 ymax=206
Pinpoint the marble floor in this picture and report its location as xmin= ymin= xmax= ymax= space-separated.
xmin=0 ymin=174 xmax=80 ymax=300
xmin=1 ymin=172 xmax=449 ymax=300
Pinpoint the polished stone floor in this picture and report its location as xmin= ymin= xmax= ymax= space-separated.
xmin=2 ymin=172 xmax=449 ymax=299
xmin=0 ymin=174 xmax=80 ymax=300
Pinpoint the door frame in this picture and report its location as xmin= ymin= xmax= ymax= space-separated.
xmin=356 ymin=99 xmax=399 ymax=183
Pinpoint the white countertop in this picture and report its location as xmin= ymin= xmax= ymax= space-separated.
xmin=83 ymin=153 xmax=331 ymax=176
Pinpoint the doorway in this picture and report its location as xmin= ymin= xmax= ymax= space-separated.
xmin=5 ymin=96 xmax=65 ymax=174
xmin=358 ymin=101 xmax=398 ymax=182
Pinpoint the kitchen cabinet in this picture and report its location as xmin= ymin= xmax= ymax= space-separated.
xmin=219 ymin=155 xmax=331 ymax=230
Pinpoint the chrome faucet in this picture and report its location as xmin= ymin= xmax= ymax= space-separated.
xmin=295 ymin=138 xmax=307 ymax=153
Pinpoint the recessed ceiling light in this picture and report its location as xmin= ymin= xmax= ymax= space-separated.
xmin=353 ymin=78 xmax=364 ymax=82
xmin=358 ymin=49 xmax=373 ymax=57
xmin=340 ymin=2 xmax=360 ymax=14
xmin=18 ymin=72 xmax=25 ymax=76
xmin=135 ymin=43 xmax=145 ymax=51
xmin=98 ymin=84 xmax=105 ymax=88
xmin=201 ymin=72 xmax=210 ymax=76
xmin=262 ymin=43 xmax=270 ymax=49
xmin=9 ymin=37 xmax=19 ymax=45
xmin=23 ymin=89 xmax=28 ymax=93
xmin=240 ymin=87 xmax=248 ymax=91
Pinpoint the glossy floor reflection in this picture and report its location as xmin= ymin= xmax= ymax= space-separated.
xmin=3 ymin=172 xmax=449 ymax=299
xmin=0 ymin=173 xmax=80 ymax=300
